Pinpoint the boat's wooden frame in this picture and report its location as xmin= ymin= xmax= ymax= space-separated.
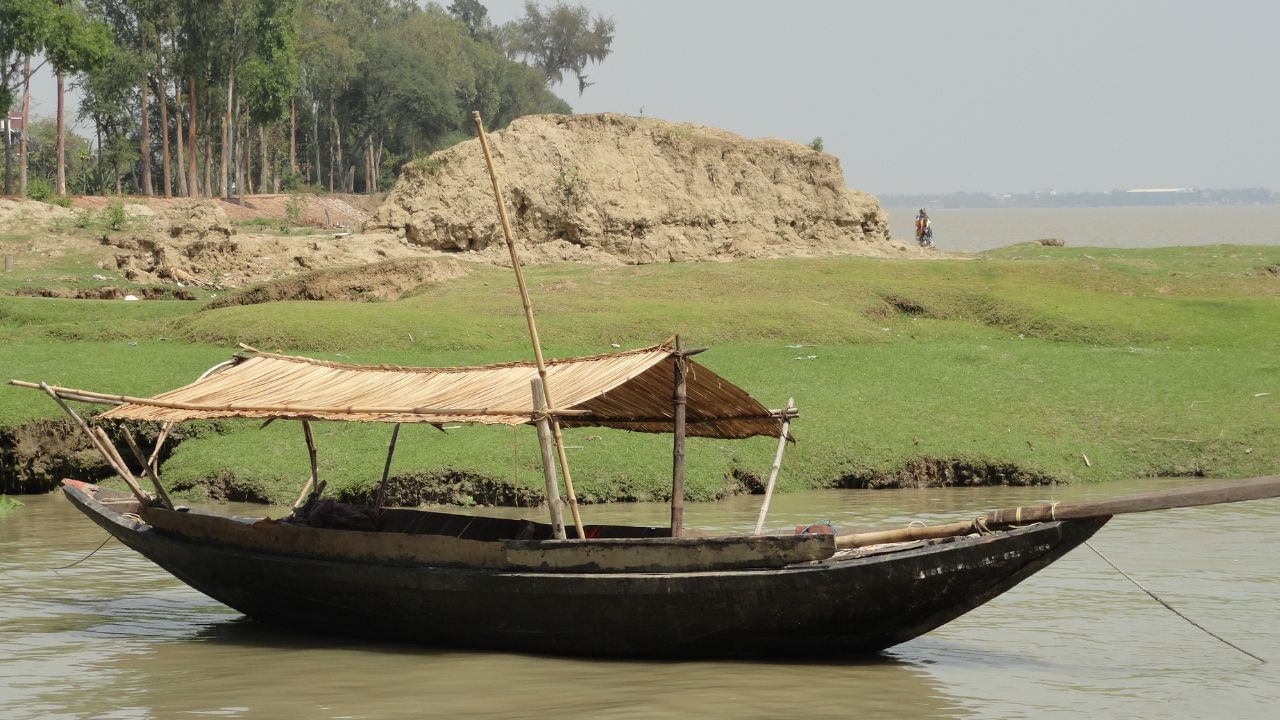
xmin=62 ymin=479 xmax=1110 ymax=657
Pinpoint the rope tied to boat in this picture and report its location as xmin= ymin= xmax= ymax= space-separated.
xmin=50 ymin=533 xmax=115 ymax=571
xmin=1087 ymin=541 xmax=1265 ymax=664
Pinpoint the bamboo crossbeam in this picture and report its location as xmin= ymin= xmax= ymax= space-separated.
xmin=570 ymin=411 xmax=800 ymax=425
xmin=8 ymin=380 xmax=587 ymax=419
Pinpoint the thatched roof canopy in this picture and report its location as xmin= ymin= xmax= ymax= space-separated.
xmin=96 ymin=344 xmax=787 ymax=440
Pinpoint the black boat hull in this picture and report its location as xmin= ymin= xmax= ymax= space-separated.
xmin=65 ymin=483 xmax=1107 ymax=658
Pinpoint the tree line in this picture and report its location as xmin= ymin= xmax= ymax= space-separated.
xmin=1 ymin=0 xmax=615 ymax=198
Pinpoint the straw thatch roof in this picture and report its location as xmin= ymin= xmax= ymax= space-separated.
xmin=96 ymin=344 xmax=787 ymax=439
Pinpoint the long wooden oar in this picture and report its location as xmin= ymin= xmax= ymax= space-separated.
xmin=834 ymin=475 xmax=1280 ymax=550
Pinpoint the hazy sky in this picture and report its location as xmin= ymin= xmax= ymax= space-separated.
xmin=486 ymin=0 xmax=1280 ymax=195
xmin=25 ymin=0 xmax=1280 ymax=195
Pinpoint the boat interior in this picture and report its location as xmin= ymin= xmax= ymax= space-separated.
xmin=90 ymin=483 xmax=677 ymax=541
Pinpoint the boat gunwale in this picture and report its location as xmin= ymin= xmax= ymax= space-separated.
xmin=60 ymin=479 xmax=1098 ymax=580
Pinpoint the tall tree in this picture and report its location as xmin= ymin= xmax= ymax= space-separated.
xmin=298 ymin=5 xmax=361 ymax=191
xmin=44 ymin=1 xmax=111 ymax=194
xmin=1 ymin=0 xmax=55 ymax=194
xmin=239 ymin=0 xmax=300 ymax=194
xmin=77 ymin=40 xmax=141 ymax=193
xmin=19 ymin=55 xmax=33 ymax=193
xmin=447 ymin=0 xmax=493 ymax=42
xmin=502 ymin=1 xmax=614 ymax=95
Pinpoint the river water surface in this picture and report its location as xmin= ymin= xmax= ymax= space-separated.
xmin=2 ymin=479 xmax=1277 ymax=719
xmin=886 ymin=205 xmax=1280 ymax=252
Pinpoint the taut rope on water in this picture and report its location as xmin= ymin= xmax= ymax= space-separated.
xmin=51 ymin=534 xmax=116 ymax=571
xmin=1087 ymin=541 xmax=1265 ymax=664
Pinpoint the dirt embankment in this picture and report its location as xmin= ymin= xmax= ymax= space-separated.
xmin=207 ymin=256 xmax=470 ymax=307
xmin=98 ymin=200 xmax=416 ymax=288
xmin=0 ymin=419 xmax=187 ymax=495
xmin=6 ymin=114 xmax=928 ymax=294
xmin=70 ymin=193 xmax=376 ymax=229
xmin=370 ymin=113 xmax=922 ymax=264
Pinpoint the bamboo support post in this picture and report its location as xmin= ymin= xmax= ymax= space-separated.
xmin=4 ymin=254 xmax=12 ymax=273
xmin=532 ymin=378 xmax=567 ymax=539
xmin=147 ymin=422 xmax=172 ymax=476
xmin=670 ymin=337 xmax=688 ymax=537
xmin=93 ymin=427 xmax=135 ymax=482
xmin=753 ymin=398 xmax=795 ymax=535
xmin=93 ymin=426 xmax=153 ymax=506
xmin=121 ymin=428 xmax=175 ymax=510
xmin=39 ymin=382 xmax=152 ymax=505
xmin=372 ymin=423 xmax=401 ymax=510
xmin=472 ymin=110 xmax=585 ymax=539
xmin=293 ymin=420 xmax=321 ymax=508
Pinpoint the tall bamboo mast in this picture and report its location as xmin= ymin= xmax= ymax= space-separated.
xmin=471 ymin=112 xmax=585 ymax=539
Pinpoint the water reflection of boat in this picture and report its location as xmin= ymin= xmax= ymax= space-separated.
xmin=112 ymin=619 xmax=971 ymax=719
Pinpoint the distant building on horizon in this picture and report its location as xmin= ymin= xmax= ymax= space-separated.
xmin=1 ymin=111 xmax=23 ymax=142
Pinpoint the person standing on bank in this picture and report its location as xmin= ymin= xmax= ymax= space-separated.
xmin=914 ymin=209 xmax=933 ymax=247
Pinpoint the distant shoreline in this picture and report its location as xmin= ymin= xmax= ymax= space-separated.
xmin=880 ymin=187 xmax=1275 ymax=210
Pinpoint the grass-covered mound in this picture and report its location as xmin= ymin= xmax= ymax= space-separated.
xmin=2 ymin=243 xmax=1277 ymax=504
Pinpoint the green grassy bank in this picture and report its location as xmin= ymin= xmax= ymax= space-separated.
xmin=2 ymin=244 xmax=1277 ymax=504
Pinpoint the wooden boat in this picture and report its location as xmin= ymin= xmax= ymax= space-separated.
xmin=52 ymin=470 xmax=1280 ymax=657
xmin=61 ymin=478 xmax=1112 ymax=657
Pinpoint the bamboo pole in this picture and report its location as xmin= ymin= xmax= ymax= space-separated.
xmin=147 ymin=423 xmax=172 ymax=476
xmin=39 ymin=382 xmax=152 ymax=505
xmin=94 ymin=428 xmax=143 ymax=494
xmin=121 ymin=428 xmax=175 ymax=510
xmin=532 ymin=378 xmax=567 ymax=539
xmin=7 ymin=380 xmax=585 ymax=418
xmin=372 ymin=423 xmax=401 ymax=510
xmin=293 ymin=420 xmax=321 ymax=508
xmin=670 ymin=337 xmax=688 ymax=537
xmin=834 ymin=474 xmax=1280 ymax=550
xmin=471 ymin=111 xmax=585 ymax=540
xmin=753 ymin=398 xmax=795 ymax=535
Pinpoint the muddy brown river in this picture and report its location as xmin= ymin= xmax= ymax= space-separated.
xmin=2 ymin=479 xmax=1277 ymax=719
